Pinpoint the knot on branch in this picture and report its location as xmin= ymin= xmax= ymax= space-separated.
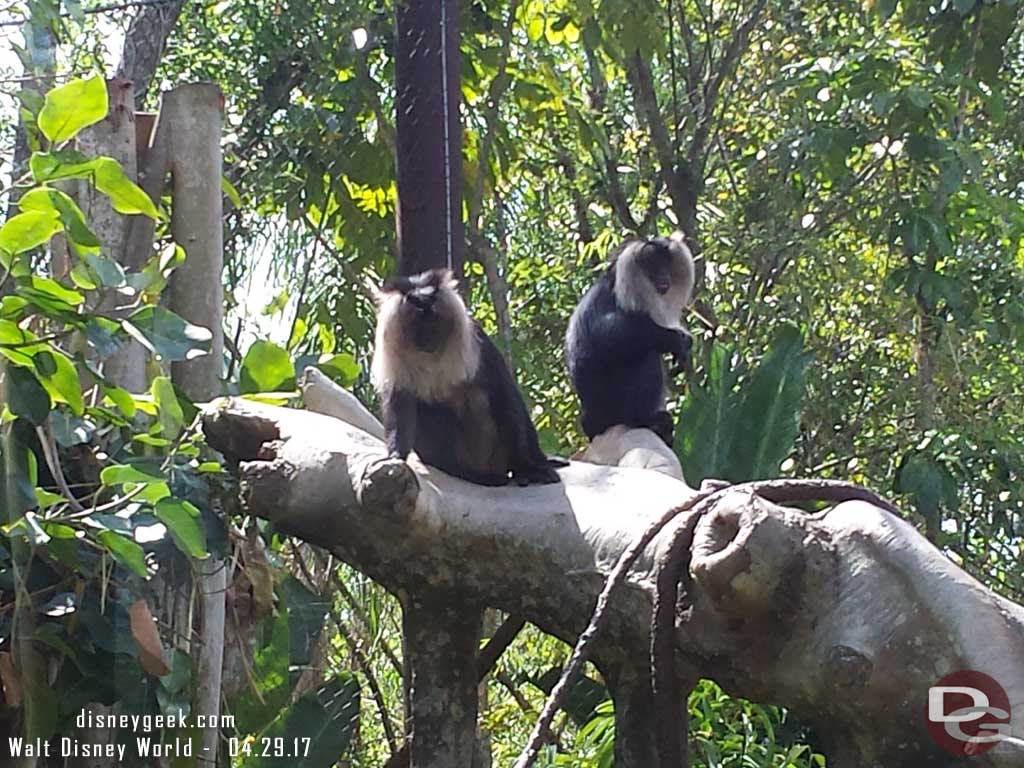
xmin=690 ymin=493 xmax=804 ymax=612
xmin=826 ymin=644 xmax=873 ymax=689
xmin=357 ymin=457 xmax=420 ymax=520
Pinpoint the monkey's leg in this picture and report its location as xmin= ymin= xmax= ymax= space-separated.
xmin=383 ymin=389 xmax=417 ymax=459
xmin=621 ymin=356 xmax=673 ymax=445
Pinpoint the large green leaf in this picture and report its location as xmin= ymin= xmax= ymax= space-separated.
xmin=29 ymin=150 xmax=99 ymax=183
xmin=151 ymin=375 xmax=185 ymax=438
xmin=34 ymin=347 xmax=85 ymax=415
xmin=37 ymin=74 xmax=108 ymax=143
xmin=240 ymin=340 xmax=296 ymax=394
xmin=281 ymin=576 xmax=329 ymax=684
xmin=154 ymin=498 xmax=207 ymax=558
xmin=92 ymin=157 xmax=160 ymax=219
xmin=315 ymin=353 xmax=360 ymax=388
xmin=100 ymin=463 xmax=166 ymax=486
xmin=4 ymin=364 xmax=52 ymax=424
xmin=18 ymin=187 xmax=100 ymax=252
xmin=232 ymin=602 xmax=292 ymax=734
xmin=123 ymin=306 xmax=213 ymax=362
xmin=246 ymin=675 xmax=361 ymax=768
xmin=725 ymin=326 xmax=812 ymax=481
xmin=895 ymin=452 xmax=959 ymax=519
xmin=676 ymin=345 xmax=744 ymax=485
xmin=0 ymin=210 xmax=62 ymax=256
xmin=0 ymin=431 xmax=37 ymax=516
xmin=96 ymin=530 xmax=149 ymax=578
xmin=24 ymin=679 xmax=58 ymax=740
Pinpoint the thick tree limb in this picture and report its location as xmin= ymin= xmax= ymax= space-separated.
xmin=203 ymin=387 xmax=1024 ymax=768
xmin=116 ymin=0 xmax=186 ymax=105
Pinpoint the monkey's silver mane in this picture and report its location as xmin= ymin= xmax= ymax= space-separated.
xmin=613 ymin=232 xmax=694 ymax=329
xmin=371 ymin=274 xmax=482 ymax=402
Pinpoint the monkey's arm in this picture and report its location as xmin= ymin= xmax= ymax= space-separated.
xmin=382 ymin=388 xmax=417 ymax=459
xmin=589 ymin=310 xmax=691 ymax=363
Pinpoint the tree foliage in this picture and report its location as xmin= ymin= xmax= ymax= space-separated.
xmin=1 ymin=0 xmax=1022 ymax=764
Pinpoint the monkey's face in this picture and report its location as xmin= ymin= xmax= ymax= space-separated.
xmin=611 ymin=232 xmax=695 ymax=329
xmin=637 ymin=237 xmax=689 ymax=295
xmin=378 ymin=269 xmax=462 ymax=354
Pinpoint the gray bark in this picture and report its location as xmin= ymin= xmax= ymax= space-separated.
xmin=116 ymin=0 xmax=187 ymax=107
xmin=163 ymin=82 xmax=226 ymax=765
xmin=73 ymin=78 xmax=149 ymax=392
xmin=402 ymin=597 xmax=482 ymax=768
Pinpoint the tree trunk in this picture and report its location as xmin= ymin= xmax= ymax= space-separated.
xmin=73 ymin=78 xmax=149 ymax=392
xmin=116 ymin=0 xmax=187 ymax=106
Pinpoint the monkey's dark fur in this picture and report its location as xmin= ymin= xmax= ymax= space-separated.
xmin=372 ymin=269 xmax=561 ymax=487
xmin=565 ymin=234 xmax=695 ymax=446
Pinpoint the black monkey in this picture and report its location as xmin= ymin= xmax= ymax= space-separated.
xmin=371 ymin=268 xmax=562 ymax=487
xmin=565 ymin=233 xmax=695 ymax=446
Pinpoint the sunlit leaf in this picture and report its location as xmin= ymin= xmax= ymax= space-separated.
xmin=37 ymin=74 xmax=107 ymax=143
xmin=154 ymin=498 xmax=207 ymax=558
xmin=97 ymin=530 xmax=149 ymax=578
xmin=240 ymin=340 xmax=296 ymax=394
xmin=100 ymin=463 xmax=166 ymax=486
xmin=90 ymin=156 xmax=160 ymax=218
xmin=0 ymin=211 xmax=62 ymax=256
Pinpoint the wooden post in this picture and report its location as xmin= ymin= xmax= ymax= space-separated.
xmin=394 ymin=0 xmax=464 ymax=277
xmin=161 ymin=82 xmax=227 ymax=766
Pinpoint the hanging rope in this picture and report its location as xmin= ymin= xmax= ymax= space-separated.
xmin=439 ymin=0 xmax=455 ymax=270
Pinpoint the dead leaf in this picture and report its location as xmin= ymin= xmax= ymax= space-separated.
xmin=129 ymin=599 xmax=170 ymax=676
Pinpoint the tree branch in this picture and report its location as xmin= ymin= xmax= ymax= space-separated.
xmin=203 ymin=378 xmax=1024 ymax=768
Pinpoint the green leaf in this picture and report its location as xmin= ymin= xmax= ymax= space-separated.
xmin=222 ymin=175 xmax=243 ymax=209
xmin=248 ymin=674 xmax=361 ymax=768
xmin=18 ymin=187 xmax=100 ymax=252
xmin=92 ymin=157 xmax=160 ymax=219
xmin=4 ymin=364 xmax=52 ymax=424
xmin=24 ymin=679 xmax=58 ymax=740
xmin=151 ymin=376 xmax=185 ymax=438
xmin=29 ymin=150 xmax=98 ymax=182
xmin=0 ymin=431 xmax=37 ymax=515
xmin=154 ymin=498 xmax=207 ymax=558
xmin=123 ymin=306 xmax=213 ymax=362
xmin=231 ymin=602 xmax=292 ymax=734
xmin=85 ymin=254 xmax=127 ymax=287
xmin=676 ymin=345 xmax=743 ymax=484
xmin=240 ymin=340 xmax=296 ymax=394
xmin=281 ymin=576 xmax=329 ymax=683
xmin=725 ymin=326 xmax=812 ymax=481
xmin=97 ymin=530 xmax=149 ymax=577
xmin=315 ymin=353 xmax=360 ymax=387
xmin=104 ymin=384 xmax=137 ymax=418
xmin=21 ymin=275 xmax=84 ymax=307
xmin=35 ymin=347 xmax=85 ymax=415
xmin=0 ymin=210 xmax=62 ymax=255
xmin=100 ymin=463 xmax=166 ymax=486
xmin=160 ymin=649 xmax=193 ymax=695
xmin=37 ymin=74 xmax=108 ymax=143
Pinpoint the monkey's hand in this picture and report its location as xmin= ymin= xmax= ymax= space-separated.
xmin=513 ymin=462 xmax=562 ymax=486
xmin=668 ymin=329 xmax=693 ymax=376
